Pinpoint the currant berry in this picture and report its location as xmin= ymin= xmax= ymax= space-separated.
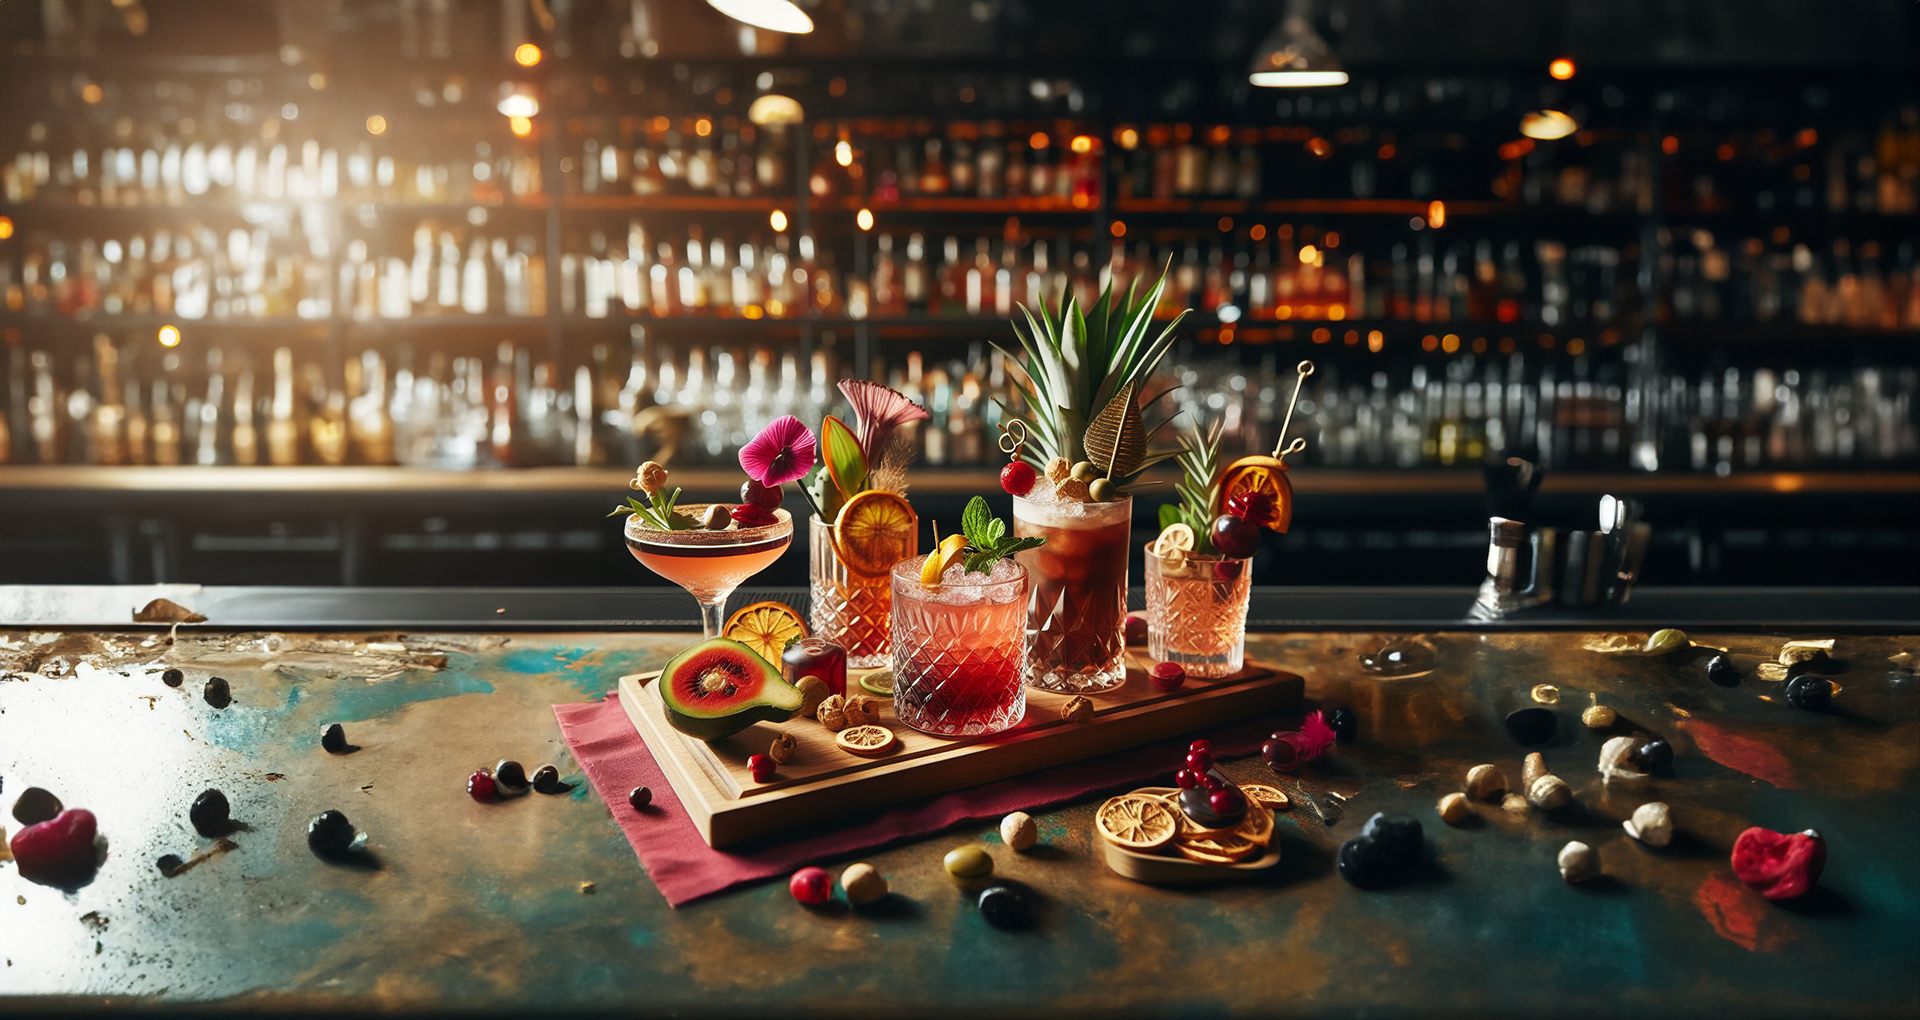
xmin=1188 ymin=739 xmax=1213 ymax=756
xmin=1209 ymin=789 xmax=1245 ymax=816
xmin=999 ymin=460 xmax=1037 ymax=496
xmin=1149 ymin=661 xmax=1187 ymax=691
xmin=789 ymin=866 xmax=832 ymax=905
xmin=467 ymin=769 xmax=497 ymax=803
xmin=1175 ymin=768 xmax=1200 ymax=789
xmin=1210 ymin=513 xmax=1261 ymax=558
xmin=748 ymin=754 xmax=777 ymax=783
xmin=1185 ymin=751 xmax=1214 ymax=774
xmin=741 ymin=478 xmax=785 ymax=510
xmin=1200 ymin=773 xmax=1227 ymax=792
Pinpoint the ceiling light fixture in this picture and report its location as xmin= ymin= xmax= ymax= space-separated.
xmin=1520 ymin=110 xmax=1578 ymax=140
xmin=747 ymin=94 xmax=804 ymax=125
xmin=497 ymin=93 xmax=540 ymax=119
xmin=706 ymin=0 xmax=813 ymax=35
xmin=1249 ymin=0 xmax=1347 ymax=88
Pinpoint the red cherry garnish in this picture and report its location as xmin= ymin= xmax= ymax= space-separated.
xmin=741 ymin=479 xmax=785 ymax=510
xmin=731 ymin=504 xmax=779 ymax=529
xmin=1224 ymin=490 xmax=1277 ymax=523
xmin=1200 ymin=773 xmax=1227 ymax=792
xmin=790 ymin=865 xmax=832 ymax=905
xmin=1731 ymin=827 xmax=1827 ymax=900
xmin=1209 ymin=789 xmax=1245 ymax=816
xmin=748 ymin=754 xmax=777 ymax=783
xmin=1210 ymin=513 xmax=1261 ymax=558
xmin=1175 ymin=768 xmax=1200 ymax=789
xmin=1185 ymin=751 xmax=1214 ymax=774
xmin=1188 ymin=739 xmax=1213 ymax=756
xmin=467 ymin=770 xmax=497 ymax=802
xmin=8 ymin=808 xmax=98 ymax=885
xmin=1149 ymin=662 xmax=1186 ymax=691
xmin=1000 ymin=460 xmax=1037 ymax=496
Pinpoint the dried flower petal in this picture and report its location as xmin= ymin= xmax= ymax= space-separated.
xmin=838 ymin=379 xmax=928 ymax=460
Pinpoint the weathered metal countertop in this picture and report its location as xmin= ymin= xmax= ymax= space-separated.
xmin=0 ymin=600 xmax=1916 ymax=1016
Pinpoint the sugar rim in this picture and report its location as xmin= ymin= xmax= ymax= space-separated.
xmin=623 ymin=505 xmax=793 ymax=546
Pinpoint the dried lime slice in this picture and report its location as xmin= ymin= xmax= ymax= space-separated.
xmin=860 ymin=670 xmax=895 ymax=696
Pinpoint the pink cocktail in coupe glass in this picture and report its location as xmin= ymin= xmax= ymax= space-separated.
xmin=626 ymin=505 xmax=794 ymax=637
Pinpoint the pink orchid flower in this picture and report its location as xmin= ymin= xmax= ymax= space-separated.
xmin=738 ymin=415 xmax=818 ymax=487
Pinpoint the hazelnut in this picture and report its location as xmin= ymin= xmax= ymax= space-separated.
xmin=1778 ymin=639 xmax=1833 ymax=666
xmin=1756 ymin=662 xmax=1791 ymax=682
xmin=700 ymin=504 xmax=731 ymax=530
xmin=1044 ymin=456 xmax=1072 ymax=484
xmin=1623 ymin=802 xmax=1673 ymax=847
xmin=1061 ymin=696 xmax=1093 ymax=724
xmin=768 ymin=732 xmax=797 ymax=766
xmin=1527 ymin=774 xmax=1573 ymax=811
xmin=1437 ymin=792 xmax=1472 ymax=825
xmin=817 ymin=694 xmax=848 ymax=732
xmin=1597 ymin=736 xmax=1646 ymax=783
xmin=1501 ymin=793 xmax=1531 ymax=816
xmin=841 ymin=862 xmax=888 ymax=906
xmin=1558 ymin=841 xmax=1600 ymax=883
xmin=1000 ymin=811 xmax=1038 ymax=852
xmin=795 ymin=676 xmax=830 ymax=717
xmin=843 ymin=695 xmax=881 ymax=728
xmin=1581 ymin=705 xmax=1617 ymax=729
xmin=1465 ymin=764 xmax=1508 ymax=800
xmin=1521 ymin=752 xmax=1548 ymax=788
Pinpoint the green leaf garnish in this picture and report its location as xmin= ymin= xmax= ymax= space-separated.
xmin=1163 ymin=423 xmax=1222 ymax=554
xmin=820 ymin=415 xmax=868 ymax=500
xmin=611 ymin=485 xmax=696 ymax=531
xmin=957 ymin=496 xmax=1044 ymax=574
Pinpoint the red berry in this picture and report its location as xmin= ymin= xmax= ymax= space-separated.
xmin=1224 ymin=490 xmax=1277 ymax=523
xmin=1124 ymin=613 xmax=1148 ymax=646
xmin=741 ymin=479 xmax=785 ymax=510
xmin=789 ymin=865 xmax=832 ymax=905
xmin=1210 ymin=513 xmax=1261 ymax=558
xmin=1188 ymin=739 xmax=1213 ymax=756
xmin=1200 ymin=773 xmax=1227 ymax=792
xmin=999 ymin=460 xmax=1037 ymax=496
xmin=467 ymin=770 xmax=496 ymax=803
xmin=1149 ymin=661 xmax=1186 ymax=691
xmin=8 ymin=808 xmax=98 ymax=885
xmin=1731 ymin=827 xmax=1827 ymax=900
xmin=1185 ymin=751 xmax=1214 ymax=774
xmin=1263 ymin=734 xmax=1301 ymax=773
xmin=748 ymin=753 xmax=777 ymax=783
xmin=1175 ymin=768 xmax=1199 ymax=789
xmin=1209 ymin=789 xmax=1245 ymax=816
xmin=731 ymin=504 xmax=779 ymax=528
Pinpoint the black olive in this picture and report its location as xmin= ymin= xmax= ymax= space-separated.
xmin=156 ymin=854 xmax=184 ymax=876
xmin=1504 ymin=707 xmax=1558 ymax=746
xmin=203 ymin=676 xmax=232 ymax=709
xmin=1635 ymin=738 xmax=1674 ymax=773
xmin=161 ymin=668 xmax=184 ymax=688
xmin=532 ymin=765 xmax=563 ymax=793
xmin=1327 ymin=706 xmax=1358 ymax=743
xmin=1337 ymin=836 xmax=1391 ymax=887
xmin=1705 ymin=654 xmax=1741 ymax=688
xmin=976 ymin=884 xmax=1032 ymax=930
xmin=320 ymin=723 xmax=348 ymax=754
xmin=494 ymin=760 xmax=530 ymax=796
xmin=12 ymin=786 xmax=63 ymax=826
xmin=307 ymin=811 xmax=356 ymax=858
xmin=1359 ymin=812 xmax=1424 ymax=870
xmin=189 ymin=789 xmax=231 ymax=836
xmin=1784 ymin=674 xmax=1833 ymax=711
xmin=628 ymin=786 xmax=652 ymax=811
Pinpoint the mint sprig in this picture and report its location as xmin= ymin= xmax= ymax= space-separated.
xmin=609 ymin=486 xmax=699 ymax=530
xmin=959 ymin=496 xmax=1044 ymax=573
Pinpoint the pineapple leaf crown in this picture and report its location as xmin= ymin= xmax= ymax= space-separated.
xmin=994 ymin=264 xmax=1188 ymax=489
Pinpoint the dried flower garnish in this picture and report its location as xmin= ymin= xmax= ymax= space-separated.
xmin=838 ymin=379 xmax=928 ymax=462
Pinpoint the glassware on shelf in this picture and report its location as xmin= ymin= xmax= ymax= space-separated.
xmin=1144 ymin=547 xmax=1253 ymax=678
xmin=1014 ymin=489 xmax=1133 ymax=694
xmin=809 ymin=513 xmax=914 ymax=670
xmin=625 ymin=506 xmax=793 ymax=638
xmin=889 ymin=556 xmax=1028 ymax=737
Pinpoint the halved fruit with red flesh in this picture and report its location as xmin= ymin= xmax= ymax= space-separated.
xmin=1730 ymin=826 xmax=1827 ymax=900
xmin=658 ymin=638 xmax=803 ymax=741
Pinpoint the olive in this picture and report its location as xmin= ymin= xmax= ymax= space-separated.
xmin=1327 ymin=706 xmax=1358 ymax=743
xmin=12 ymin=786 xmax=63 ymax=826
xmin=306 ymin=811 xmax=357 ymax=859
xmin=1087 ymin=477 xmax=1115 ymax=502
xmin=1504 ymin=707 xmax=1558 ymax=746
xmin=203 ymin=676 xmax=232 ymax=709
xmin=1068 ymin=460 xmax=1099 ymax=483
xmin=320 ymin=723 xmax=348 ymax=754
xmin=160 ymin=668 xmax=184 ymax=687
xmin=976 ymin=884 xmax=1031 ymax=930
xmin=189 ymin=789 xmax=231 ymax=837
xmin=628 ymin=786 xmax=652 ymax=811
xmin=1705 ymin=654 xmax=1742 ymax=688
xmin=1784 ymin=674 xmax=1833 ymax=711
xmin=156 ymin=854 xmax=184 ymax=877
xmin=1635 ymin=738 xmax=1674 ymax=773
xmin=1643 ymin=629 xmax=1690 ymax=656
xmin=1359 ymin=812 xmax=1424 ymax=870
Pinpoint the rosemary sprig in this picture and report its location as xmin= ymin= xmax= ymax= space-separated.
xmin=1160 ymin=421 xmax=1222 ymax=554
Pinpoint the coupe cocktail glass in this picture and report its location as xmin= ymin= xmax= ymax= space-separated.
xmin=625 ymin=506 xmax=793 ymax=638
xmin=1014 ymin=488 xmax=1133 ymax=693
xmin=809 ymin=514 xmax=913 ymax=669
xmin=890 ymin=556 xmax=1029 ymax=737
xmin=1144 ymin=546 xmax=1252 ymax=678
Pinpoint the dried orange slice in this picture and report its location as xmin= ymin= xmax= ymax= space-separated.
xmin=722 ymin=601 xmax=807 ymax=662
xmin=1240 ymin=784 xmax=1291 ymax=812
xmin=920 ymin=533 xmax=969 ymax=585
xmin=834 ymin=724 xmax=898 ymax=757
xmin=1096 ymin=794 xmax=1178 ymax=851
xmin=1215 ymin=455 xmax=1296 ymax=533
xmin=834 ymin=490 xmax=918 ymax=576
xmin=1175 ymin=832 xmax=1259 ymax=864
xmin=1233 ymin=800 xmax=1275 ymax=847
xmin=1150 ymin=523 xmax=1196 ymax=560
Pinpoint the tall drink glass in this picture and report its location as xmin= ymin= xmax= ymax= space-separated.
xmin=1014 ymin=489 xmax=1132 ymax=693
xmin=890 ymin=556 xmax=1028 ymax=737
xmin=809 ymin=514 xmax=913 ymax=669
xmin=1144 ymin=546 xmax=1252 ymax=678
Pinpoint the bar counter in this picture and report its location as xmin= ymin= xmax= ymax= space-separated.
xmin=2 ymin=586 xmax=1916 ymax=1018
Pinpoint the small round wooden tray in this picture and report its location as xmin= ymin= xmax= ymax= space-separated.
xmin=1098 ymin=787 xmax=1283 ymax=885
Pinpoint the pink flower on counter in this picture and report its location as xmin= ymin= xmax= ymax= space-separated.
xmin=739 ymin=415 xmax=818 ymax=487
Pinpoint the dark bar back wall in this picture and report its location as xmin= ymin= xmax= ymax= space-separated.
xmin=0 ymin=0 xmax=1915 ymax=589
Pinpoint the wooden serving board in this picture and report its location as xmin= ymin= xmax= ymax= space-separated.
xmin=617 ymin=660 xmax=1302 ymax=848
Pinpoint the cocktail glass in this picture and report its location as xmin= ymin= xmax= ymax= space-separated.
xmin=1144 ymin=545 xmax=1252 ymax=678
xmin=1013 ymin=489 xmax=1133 ymax=693
xmin=890 ymin=556 xmax=1029 ymax=737
xmin=810 ymin=514 xmax=914 ymax=669
xmin=625 ymin=506 xmax=794 ymax=638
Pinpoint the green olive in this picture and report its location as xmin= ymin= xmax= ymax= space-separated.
xmin=1642 ymin=628 xmax=1690 ymax=655
xmin=1069 ymin=460 xmax=1100 ymax=482
xmin=1088 ymin=477 xmax=1115 ymax=502
xmin=943 ymin=845 xmax=994 ymax=879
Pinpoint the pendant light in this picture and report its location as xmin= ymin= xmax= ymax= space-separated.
xmin=1249 ymin=0 xmax=1348 ymax=87
xmin=706 ymin=0 xmax=814 ymax=35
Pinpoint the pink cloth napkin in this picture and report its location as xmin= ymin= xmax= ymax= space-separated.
xmin=553 ymin=692 xmax=1295 ymax=907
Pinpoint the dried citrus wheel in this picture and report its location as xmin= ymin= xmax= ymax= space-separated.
xmin=1215 ymin=455 xmax=1296 ymax=533
xmin=834 ymin=724 xmax=898 ymax=757
xmin=722 ymin=601 xmax=808 ymax=663
xmin=1096 ymin=794 xmax=1178 ymax=851
xmin=859 ymin=669 xmax=895 ymax=696
xmin=1240 ymin=783 xmax=1292 ymax=812
xmin=834 ymin=490 xmax=919 ymax=576
xmin=920 ymin=533 xmax=969 ymax=585
xmin=1150 ymin=522 xmax=1196 ymax=560
xmin=1174 ymin=832 xmax=1259 ymax=864
xmin=1233 ymin=800 xmax=1275 ymax=847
